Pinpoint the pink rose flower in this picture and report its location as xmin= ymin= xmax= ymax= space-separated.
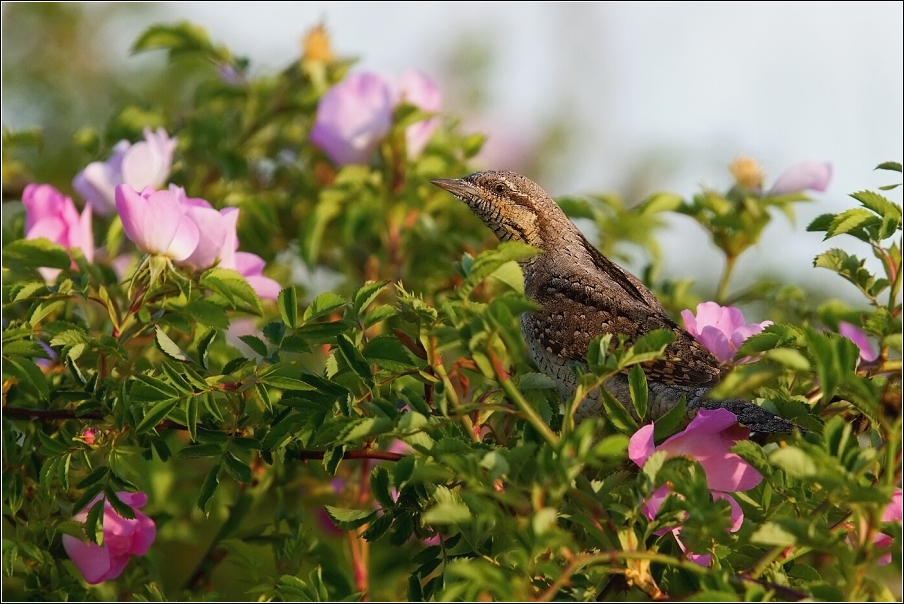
xmin=629 ymin=409 xmax=763 ymax=566
xmin=681 ymin=302 xmax=771 ymax=364
xmin=767 ymin=161 xmax=832 ymax=196
xmin=310 ymin=70 xmax=442 ymax=166
xmin=838 ymin=321 xmax=879 ymax=364
xmin=115 ymin=185 xmax=200 ymax=262
xmin=875 ymin=489 xmax=903 ymax=565
xmin=310 ymin=72 xmax=395 ymax=166
xmin=74 ymin=127 xmax=177 ymax=215
xmin=62 ymin=491 xmax=156 ymax=584
xmin=22 ymin=184 xmax=94 ymax=281
xmin=396 ymin=69 xmax=442 ymax=158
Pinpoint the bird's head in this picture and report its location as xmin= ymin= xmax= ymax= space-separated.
xmin=431 ymin=170 xmax=570 ymax=248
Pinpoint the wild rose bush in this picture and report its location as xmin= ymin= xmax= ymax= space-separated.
xmin=2 ymin=22 xmax=901 ymax=601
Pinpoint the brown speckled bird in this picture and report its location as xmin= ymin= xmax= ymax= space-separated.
xmin=432 ymin=170 xmax=795 ymax=433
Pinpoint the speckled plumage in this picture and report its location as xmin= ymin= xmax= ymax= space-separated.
xmin=432 ymin=170 xmax=795 ymax=433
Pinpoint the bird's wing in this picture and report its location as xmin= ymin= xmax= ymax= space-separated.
xmin=528 ymin=274 xmax=723 ymax=388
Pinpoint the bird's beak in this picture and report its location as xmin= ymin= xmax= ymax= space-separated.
xmin=430 ymin=178 xmax=476 ymax=200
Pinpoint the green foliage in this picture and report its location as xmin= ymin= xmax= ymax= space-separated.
xmin=1 ymin=19 xmax=901 ymax=604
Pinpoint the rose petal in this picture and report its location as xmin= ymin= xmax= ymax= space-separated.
xmin=768 ymin=161 xmax=832 ymax=195
xmin=115 ymin=185 xmax=182 ymax=256
xmin=63 ymin=534 xmax=113 ymax=584
xmin=628 ymin=423 xmax=656 ymax=467
xmin=838 ymin=321 xmax=879 ymax=364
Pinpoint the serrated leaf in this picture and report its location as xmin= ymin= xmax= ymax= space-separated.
xmin=103 ymin=487 xmax=135 ymax=520
xmin=369 ymin=466 xmax=395 ymax=510
xmin=222 ymin=451 xmax=252 ymax=484
xmin=182 ymin=299 xmax=230 ymax=329
xmin=278 ymin=287 xmax=298 ymax=328
xmin=3 ymin=357 xmax=49 ymax=400
xmin=518 ymin=373 xmax=557 ymax=390
xmin=200 ymin=268 xmax=263 ymax=315
xmin=258 ymin=362 xmax=316 ymax=391
xmin=806 ymin=213 xmax=835 ymax=232
xmin=323 ymin=445 xmax=345 ymax=476
xmin=239 ymin=335 xmax=269 ymax=357
xmin=599 ymin=389 xmax=637 ymax=433
xmin=354 ymin=280 xmax=389 ymax=315
xmin=155 ymin=326 xmax=192 ymax=362
xmin=76 ymin=466 xmax=109 ymax=490
xmin=336 ymin=333 xmax=374 ymax=386
xmin=458 ymin=242 xmax=540 ymax=299
xmin=627 ymin=364 xmax=648 ymax=419
xmin=136 ymin=398 xmax=180 ymax=433
xmin=362 ymin=335 xmax=419 ymax=371
xmin=875 ymin=161 xmax=902 ymax=172
xmin=197 ymin=464 xmax=221 ymax=515
xmin=197 ymin=328 xmax=217 ymax=370
xmin=2 ymin=238 xmax=71 ymax=270
xmin=179 ymin=443 xmax=224 ymax=458
xmin=72 ymin=482 xmax=105 ymax=514
xmin=131 ymin=21 xmax=214 ymax=56
xmin=260 ymin=412 xmax=312 ymax=450
xmin=361 ymin=511 xmax=394 ymax=542
xmin=303 ymin=291 xmax=347 ymax=322
xmin=84 ymin=499 xmax=105 ymax=545
xmin=851 ymin=190 xmax=902 ymax=222
xmin=324 ymin=505 xmax=377 ymax=530
xmin=653 ymin=395 xmax=687 ymax=440
xmin=827 ymin=208 xmax=880 ymax=238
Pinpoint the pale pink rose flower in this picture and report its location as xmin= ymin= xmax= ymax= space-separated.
xmin=63 ymin=492 xmax=156 ymax=584
xmin=681 ymin=302 xmax=771 ymax=364
xmin=74 ymin=127 xmax=177 ymax=214
xmin=629 ymin=409 xmax=762 ymax=566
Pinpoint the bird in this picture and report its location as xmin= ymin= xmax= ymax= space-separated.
xmin=431 ymin=170 xmax=796 ymax=433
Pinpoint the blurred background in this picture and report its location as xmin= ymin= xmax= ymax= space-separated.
xmin=3 ymin=2 xmax=902 ymax=301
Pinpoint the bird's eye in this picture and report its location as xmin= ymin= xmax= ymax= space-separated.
xmin=495 ymin=184 xmax=506 ymax=193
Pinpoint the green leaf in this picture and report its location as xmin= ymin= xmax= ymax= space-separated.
xmin=336 ymin=333 xmax=374 ymax=386
xmin=653 ymin=395 xmax=687 ymax=440
xmin=260 ymin=412 xmax=313 ymax=450
xmin=875 ymin=161 xmax=902 ymax=172
xmin=76 ymin=466 xmax=109 ymax=490
xmin=851 ymin=190 xmax=902 ymax=222
xmin=200 ymin=268 xmax=263 ymax=315
xmin=197 ymin=464 xmax=221 ymax=515
xmin=303 ymin=291 xmax=347 ymax=322
xmin=179 ymin=443 xmax=224 ymax=458
xmin=131 ymin=21 xmax=215 ymax=57
xmin=324 ymin=506 xmax=377 ymax=530
xmin=826 ymin=208 xmax=879 ymax=239
xmin=258 ymin=362 xmax=316 ymax=391
xmin=104 ymin=487 xmax=135 ymax=520
xmin=197 ymin=328 xmax=217 ymax=370
xmin=323 ymin=445 xmax=345 ymax=476
xmin=182 ymin=299 xmax=229 ymax=329
xmin=154 ymin=326 xmax=192 ymax=362
xmin=627 ymin=364 xmax=648 ymax=420
xmin=278 ymin=287 xmax=298 ymax=329
xmin=599 ymin=389 xmax=637 ymax=433
xmin=354 ymin=281 xmax=389 ymax=315
xmin=222 ymin=451 xmax=252 ymax=484
xmin=362 ymin=335 xmax=419 ymax=371
xmin=72 ymin=482 xmax=105 ymax=514
xmin=2 ymin=238 xmax=71 ymax=270
xmin=84 ymin=499 xmax=105 ymax=545
xmin=3 ymin=357 xmax=49 ymax=400
xmin=370 ymin=466 xmax=395 ymax=509
xmin=136 ymin=398 xmax=180 ymax=433
xmin=806 ymin=213 xmax=835 ymax=232
xmin=458 ymin=242 xmax=539 ymax=299
xmin=186 ymin=395 xmax=199 ymax=441
xmin=517 ymin=373 xmax=557 ymax=390
xmin=239 ymin=335 xmax=269 ymax=357
xmin=361 ymin=510 xmax=394 ymax=542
